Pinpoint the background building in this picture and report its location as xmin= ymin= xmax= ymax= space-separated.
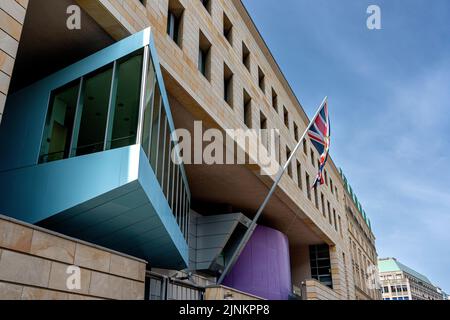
xmin=379 ymin=257 xmax=442 ymax=300
xmin=0 ymin=0 xmax=380 ymax=300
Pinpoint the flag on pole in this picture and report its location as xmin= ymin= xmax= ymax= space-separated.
xmin=307 ymin=98 xmax=330 ymax=188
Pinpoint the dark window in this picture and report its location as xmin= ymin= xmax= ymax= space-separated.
xmin=306 ymin=172 xmax=311 ymax=200
xmin=297 ymin=161 xmax=303 ymax=190
xmin=223 ymin=12 xmax=233 ymax=46
xmin=271 ymin=88 xmax=278 ymax=112
xmin=294 ymin=122 xmax=299 ymax=141
xmin=303 ymin=139 xmax=307 ymax=155
xmin=198 ymin=31 xmax=211 ymax=80
xmin=139 ymin=0 xmax=147 ymax=6
xmin=327 ymin=201 xmax=332 ymax=225
xmin=309 ymin=244 xmax=333 ymax=288
xmin=283 ymin=106 xmax=289 ymax=128
xmin=333 ymin=209 xmax=337 ymax=231
xmin=243 ymin=89 xmax=252 ymax=128
xmin=321 ymin=193 xmax=326 ymax=217
xmin=242 ymin=42 xmax=250 ymax=71
xmin=286 ymin=147 xmax=292 ymax=178
xmin=314 ymin=184 xmax=319 ymax=209
xmin=224 ymin=63 xmax=233 ymax=107
xmin=167 ymin=0 xmax=184 ymax=47
xmin=260 ymin=111 xmax=268 ymax=149
xmin=310 ymin=148 xmax=315 ymax=167
xmin=258 ymin=66 xmax=265 ymax=93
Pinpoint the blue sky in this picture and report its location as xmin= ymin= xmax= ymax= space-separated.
xmin=242 ymin=0 xmax=450 ymax=292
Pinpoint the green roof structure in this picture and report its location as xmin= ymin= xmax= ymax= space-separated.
xmin=378 ymin=258 xmax=433 ymax=285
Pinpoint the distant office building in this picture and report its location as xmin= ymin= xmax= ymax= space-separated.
xmin=378 ymin=258 xmax=442 ymax=300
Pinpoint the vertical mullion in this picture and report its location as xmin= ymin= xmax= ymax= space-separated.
xmin=69 ymin=77 xmax=85 ymax=157
xmin=171 ymin=156 xmax=176 ymax=211
xmin=161 ymin=120 xmax=168 ymax=193
xmin=147 ymin=79 xmax=156 ymax=157
xmin=104 ymin=60 xmax=118 ymax=151
xmin=137 ymin=46 xmax=150 ymax=145
xmin=154 ymin=99 xmax=162 ymax=176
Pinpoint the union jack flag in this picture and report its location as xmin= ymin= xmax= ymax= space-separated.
xmin=308 ymin=98 xmax=330 ymax=188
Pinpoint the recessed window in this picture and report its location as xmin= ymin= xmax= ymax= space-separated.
xmin=201 ymin=0 xmax=211 ymax=13
xmin=271 ymin=88 xmax=278 ymax=112
xmin=243 ymin=89 xmax=252 ymax=128
xmin=198 ymin=31 xmax=211 ymax=80
xmin=242 ymin=42 xmax=250 ymax=71
xmin=310 ymin=148 xmax=315 ymax=167
xmin=223 ymin=12 xmax=233 ymax=46
xmin=330 ymin=178 xmax=334 ymax=194
xmin=309 ymin=244 xmax=333 ymax=288
xmin=296 ymin=161 xmax=303 ymax=190
xmin=306 ymin=172 xmax=311 ymax=200
xmin=260 ymin=111 xmax=268 ymax=148
xmin=324 ymin=170 xmax=328 ymax=185
xmin=224 ymin=63 xmax=233 ymax=107
xmin=333 ymin=209 xmax=337 ymax=231
xmin=327 ymin=201 xmax=332 ymax=225
xmin=139 ymin=0 xmax=147 ymax=6
xmin=314 ymin=184 xmax=319 ymax=209
xmin=167 ymin=0 xmax=184 ymax=47
xmin=283 ymin=106 xmax=289 ymax=128
xmin=321 ymin=193 xmax=326 ymax=217
xmin=286 ymin=147 xmax=292 ymax=178
xmin=294 ymin=122 xmax=299 ymax=141
xmin=258 ymin=66 xmax=265 ymax=93
xmin=303 ymin=139 xmax=307 ymax=155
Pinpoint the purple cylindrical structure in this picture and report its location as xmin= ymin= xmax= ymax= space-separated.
xmin=223 ymin=225 xmax=292 ymax=300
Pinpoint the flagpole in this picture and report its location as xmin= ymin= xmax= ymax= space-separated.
xmin=217 ymin=96 xmax=328 ymax=285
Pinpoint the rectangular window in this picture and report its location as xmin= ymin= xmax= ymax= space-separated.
xmin=294 ymin=122 xmax=299 ymax=141
xmin=258 ymin=66 xmax=265 ymax=93
xmin=271 ymin=88 xmax=278 ymax=112
xmin=338 ymin=215 xmax=343 ymax=237
xmin=324 ymin=170 xmax=328 ymax=186
xmin=314 ymin=184 xmax=319 ymax=209
xmin=321 ymin=193 xmax=326 ymax=217
xmin=327 ymin=201 xmax=332 ymax=225
xmin=310 ymin=148 xmax=315 ymax=167
xmin=306 ymin=172 xmax=311 ymax=200
xmin=260 ymin=111 xmax=268 ymax=148
xmin=296 ymin=161 xmax=303 ymax=190
xmin=76 ymin=65 xmax=113 ymax=156
xmin=224 ymin=63 xmax=233 ymax=107
xmin=303 ymin=139 xmax=307 ymax=155
xmin=283 ymin=106 xmax=289 ymax=128
xmin=330 ymin=178 xmax=334 ymax=194
xmin=309 ymin=244 xmax=333 ymax=288
xmin=167 ymin=0 xmax=184 ymax=47
xmin=223 ymin=12 xmax=233 ymax=46
xmin=39 ymin=81 xmax=80 ymax=163
xmin=333 ymin=209 xmax=337 ymax=231
xmin=242 ymin=42 xmax=250 ymax=71
xmin=198 ymin=31 xmax=211 ymax=80
xmin=110 ymin=53 xmax=143 ymax=149
xmin=286 ymin=147 xmax=292 ymax=178
xmin=243 ymin=89 xmax=252 ymax=128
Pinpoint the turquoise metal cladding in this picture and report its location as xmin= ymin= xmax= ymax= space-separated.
xmin=0 ymin=28 xmax=189 ymax=268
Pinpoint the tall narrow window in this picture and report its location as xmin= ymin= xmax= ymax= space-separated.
xmin=296 ymin=161 xmax=303 ymax=190
xmin=314 ymin=184 xmax=319 ymax=209
xmin=243 ymin=89 xmax=252 ymax=128
xmin=198 ymin=31 xmax=211 ymax=81
xmin=338 ymin=215 xmax=343 ymax=237
xmin=327 ymin=201 xmax=332 ymax=225
xmin=260 ymin=111 xmax=268 ymax=148
xmin=330 ymin=178 xmax=334 ymax=194
xmin=294 ymin=122 xmax=299 ymax=141
xmin=242 ymin=42 xmax=250 ymax=71
xmin=286 ymin=147 xmax=292 ymax=178
xmin=321 ymin=193 xmax=326 ymax=217
xmin=310 ymin=148 xmax=315 ymax=167
xmin=223 ymin=12 xmax=233 ymax=46
xmin=271 ymin=88 xmax=278 ymax=112
xmin=283 ymin=106 xmax=289 ymax=128
xmin=167 ymin=0 xmax=184 ymax=47
xmin=39 ymin=81 xmax=80 ymax=163
xmin=306 ymin=172 xmax=311 ymax=200
xmin=324 ymin=170 xmax=328 ymax=186
xmin=303 ymin=139 xmax=307 ymax=155
xmin=110 ymin=53 xmax=143 ymax=150
xmin=258 ymin=66 xmax=265 ymax=93
xmin=333 ymin=209 xmax=338 ymax=231
xmin=76 ymin=65 xmax=113 ymax=156
xmin=224 ymin=63 xmax=233 ymax=107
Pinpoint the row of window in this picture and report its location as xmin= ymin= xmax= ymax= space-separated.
xmin=382 ymin=285 xmax=408 ymax=294
xmin=166 ymin=0 xmax=345 ymax=237
xmin=383 ymin=297 xmax=410 ymax=300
